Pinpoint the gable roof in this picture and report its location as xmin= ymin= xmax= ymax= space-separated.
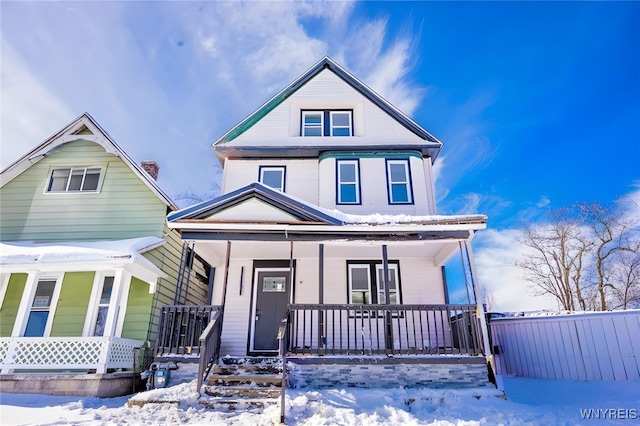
xmin=0 ymin=112 xmax=177 ymax=210
xmin=168 ymin=182 xmax=343 ymax=225
xmin=212 ymin=56 xmax=443 ymax=158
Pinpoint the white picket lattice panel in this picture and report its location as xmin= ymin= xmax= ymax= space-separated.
xmin=0 ymin=337 xmax=142 ymax=373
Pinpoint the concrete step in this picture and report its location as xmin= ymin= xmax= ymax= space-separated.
xmin=220 ymin=356 xmax=280 ymax=365
xmin=207 ymin=373 xmax=283 ymax=387
xmin=213 ymin=363 xmax=282 ymax=376
xmin=203 ymin=385 xmax=282 ymax=398
xmin=199 ymin=397 xmax=278 ymax=411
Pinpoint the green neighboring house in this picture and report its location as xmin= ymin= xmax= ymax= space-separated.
xmin=0 ymin=113 xmax=210 ymax=396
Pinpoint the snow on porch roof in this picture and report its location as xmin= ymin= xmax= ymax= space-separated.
xmin=168 ymin=181 xmax=487 ymax=228
xmin=0 ymin=237 xmax=167 ymax=290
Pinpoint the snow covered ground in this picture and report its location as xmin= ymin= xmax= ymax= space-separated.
xmin=0 ymin=375 xmax=638 ymax=425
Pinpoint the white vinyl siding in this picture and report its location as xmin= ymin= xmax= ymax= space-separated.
xmin=319 ymin=156 xmax=432 ymax=215
xmin=227 ymin=69 xmax=424 ymax=144
xmin=222 ymin=159 xmax=319 ymax=205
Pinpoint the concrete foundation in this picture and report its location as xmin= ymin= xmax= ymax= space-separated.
xmin=0 ymin=372 xmax=144 ymax=397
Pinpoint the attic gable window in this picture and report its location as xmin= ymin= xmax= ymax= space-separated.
xmin=259 ymin=166 xmax=286 ymax=192
xmin=46 ymin=167 xmax=102 ymax=193
xmin=302 ymin=110 xmax=352 ymax=137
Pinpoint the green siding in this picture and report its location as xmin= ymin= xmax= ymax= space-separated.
xmin=141 ymin=225 xmax=210 ymax=345
xmin=50 ymin=272 xmax=94 ymax=337
xmin=0 ymin=274 xmax=28 ymax=337
xmin=0 ymin=140 xmax=167 ymax=241
xmin=121 ymin=277 xmax=153 ymax=341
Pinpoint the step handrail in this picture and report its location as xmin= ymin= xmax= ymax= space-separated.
xmin=277 ymin=311 xmax=289 ymax=424
xmin=197 ymin=309 xmax=223 ymax=394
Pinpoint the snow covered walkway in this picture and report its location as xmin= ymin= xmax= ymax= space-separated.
xmin=0 ymin=375 xmax=638 ymax=425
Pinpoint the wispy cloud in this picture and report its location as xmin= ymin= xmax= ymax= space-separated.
xmin=473 ymin=229 xmax=559 ymax=312
xmin=1 ymin=1 xmax=425 ymax=201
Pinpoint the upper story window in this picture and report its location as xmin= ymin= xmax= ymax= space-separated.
xmin=46 ymin=167 xmax=102 ymax=193
xmin=336 ymin=159 xmax=360 ymax=204
xmin=386 ymin=159 xmax=413 ymax=204
xmin=302 ymin=110 xmax=352 ymax=137
xmin=259 ymin=166 xmax=286 ymax=192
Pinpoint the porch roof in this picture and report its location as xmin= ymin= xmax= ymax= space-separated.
xmin=168 ymin=182 xmax=488 ymax=238
xmin=0 ymin=237 xmax=167 ymax=290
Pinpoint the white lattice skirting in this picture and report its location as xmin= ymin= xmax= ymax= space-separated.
xmin=0 ymin=336 xmax=142 ymax=374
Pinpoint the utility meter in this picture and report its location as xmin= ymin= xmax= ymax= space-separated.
xmin=154 ymin=368 xmax=170 ymax=388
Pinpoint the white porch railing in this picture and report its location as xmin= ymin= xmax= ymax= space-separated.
xmin=0 ymin=336 xmax=142 ymax=374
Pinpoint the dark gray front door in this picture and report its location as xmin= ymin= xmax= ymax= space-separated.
xmin=252 ymin=269 xmax=290 ymax=352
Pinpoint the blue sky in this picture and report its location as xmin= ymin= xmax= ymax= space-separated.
xmin=2 ymin=1 xmax=639 ymax=311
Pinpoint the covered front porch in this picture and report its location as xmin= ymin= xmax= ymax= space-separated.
xmin=154 ymin=236 xmax=492 ymax=391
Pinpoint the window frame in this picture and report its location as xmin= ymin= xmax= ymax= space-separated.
xmin=13 ymin=274 xmax=63 ymax=337
xmin=385 ymin=159 xmax=414 ymax=205
xmin=336 ymin=159 xmax=361 ymax=205
xmin=346 ymin=260 xmax=402 ymax=306
xmin=45 ymin=166 xmax=103 ymax=194
xmin=87 ymin=275 xmax=115 ymax=337
xmin=329 ymin=111 xmax=353 ymax=136
xmin=258 ymin=166 xmax=286 ymax=192
xmin=347 ymin=264 xmax=372 ymax=305
xmin=301 ymin=109 xmax=353 ymax=137
xmin=301 ymin=111 xmax=324 ymax=137
xmin=375 ymin=263 xmax=400 ymax=305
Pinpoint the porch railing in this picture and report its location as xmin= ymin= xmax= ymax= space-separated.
xmin=0 ymin=336 xmax=142 ymax=374
xmin=287 ymin=304 xmax=484 ymax=356
xmin=197 ymin=309 xmax=223 ymax=392
xmin=155 ymin=305 xmax=222 ymax=358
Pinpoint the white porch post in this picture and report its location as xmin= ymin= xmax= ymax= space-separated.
xmin=11 ymin=272 xmax=38 ymax=337
xmin=464 ymin=241 xmax=493 ymax=364
xmin=103 ymin=270 xmax=127 ymax=337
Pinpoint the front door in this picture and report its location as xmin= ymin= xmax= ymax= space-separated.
xmin=251 ymin=268 xmax=291 ymax=353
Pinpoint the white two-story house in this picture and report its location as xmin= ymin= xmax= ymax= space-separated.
xmin=165 ymin=57 xmax=492 ymax=389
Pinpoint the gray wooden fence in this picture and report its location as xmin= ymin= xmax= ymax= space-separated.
xmin=490 ymin=310 xmax=640 ymax=381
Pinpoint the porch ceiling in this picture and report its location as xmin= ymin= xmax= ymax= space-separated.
xmin=193 ymin=239 xmax=461 ymax=267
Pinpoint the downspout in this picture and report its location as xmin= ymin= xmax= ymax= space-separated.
xmin=318 ymin=244 xmax=324 ymax=349
xmin=464 ymin=240 xmax=493 ymax=368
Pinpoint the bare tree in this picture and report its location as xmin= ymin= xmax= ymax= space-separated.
xmin=517 ymin=200 xmax=639 ymax=311
xmin=577 ymin=201 xmax=640 ymax=310
xmin=517 ymin=208 xmax=593 ymax=311
xmin=480 ymin=283 xmax=496 ymax=312
xmin=174 ymin=180 xmax=221 ymax=207
xmin=608 ymin=250 xmax=640 ymax=309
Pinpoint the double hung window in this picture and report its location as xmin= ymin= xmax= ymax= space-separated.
xmin=259 ymin=166 xmax=286 ymax=192
xmin=302 ymin=110 xmax=352 ymax=136
xmin=46 ymin=167 xmax=102 ymax=193
xmin=336 ymin=159 xmax=360 ymax=204
xmin=386 ymin=160 xmax=413 ymax=204
xmin=348 ymin=261 xmax=400 ymax=305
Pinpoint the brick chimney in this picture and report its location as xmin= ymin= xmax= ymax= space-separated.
xmin=141 ymin=161 xmax=159 ymax=181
